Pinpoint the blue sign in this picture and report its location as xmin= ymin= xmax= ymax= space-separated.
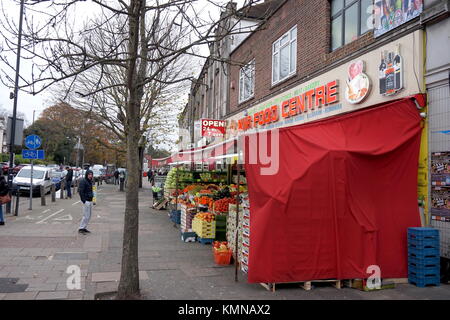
xmin=22 ymin=149 xmax=45 ymax=160
xmin=25 ymin=135 xmax=42 ymax=150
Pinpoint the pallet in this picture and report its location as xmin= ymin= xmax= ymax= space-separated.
xmin=197 ymin=237 xmax=214 ymax=245
xmin=408 ymin=275 xmax=440 ymax=287
xmin=260 ymin=279 xmax=342 ymax=292
xmin=152 ymin=198 xmax=169 ymax=210
xmin=344 ymin=279 xmax=397 ymax=291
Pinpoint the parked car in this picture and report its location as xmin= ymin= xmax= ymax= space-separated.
xmin=91 ymin=168 xmax=105 ymax=183
xmin=50 ymin=170 xmax=66 ymax=191
xmin=12 ymin=166 xmax=54 ymax=195
xmin=13 ymin=164 xmax=29 ymax=175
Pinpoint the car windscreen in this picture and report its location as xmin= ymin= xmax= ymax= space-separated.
xmin=17 ymin=169 xmax=45 ymax=179
xmin=50 ymin=172 xmax=62 ymax=178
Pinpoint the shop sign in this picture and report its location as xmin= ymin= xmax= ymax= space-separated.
xmin=374 ymin=0 xmax=423 ymax=38
xmin=225 ymin=31 xmax=423 ymax=139
xmin=379 ymin=48 xmax=403 ymax=96
xmin=201 ymin=119 xmax=226 ymax=137
xmin=345 ymin=60 xmax=370 ymax=104
xmin=231 ymin=80 xmax=339 ymax=132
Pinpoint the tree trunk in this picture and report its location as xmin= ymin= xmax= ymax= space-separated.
xmin=116 ymin=0 xmax=142 ymax=299
xmin=117 ymin=129 xmax=140 ymax=299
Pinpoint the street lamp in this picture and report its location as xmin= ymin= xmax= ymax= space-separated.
xmin=7 ymin=0 xmax=25 ymax=214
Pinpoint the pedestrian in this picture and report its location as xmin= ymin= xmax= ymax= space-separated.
xmin=65 ymin=166 xmax=74 ymax=199
xmin=119 ymin=169 xmax=126 ymax=191
xmin=0 ymin=175 xmax=10 ymax=226
xmin=78 ymin=169 xmax=94 ymax=234
xmin=114 ymin=169 xmax=119 ymax=185
xmin=150 ymin=170 xmax=155 ymax=186
xmin=147 ymin=168 xmax=153 ymax=183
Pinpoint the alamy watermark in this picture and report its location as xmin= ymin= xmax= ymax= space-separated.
xmin=66 ymin=265 xmax=81 ymax=290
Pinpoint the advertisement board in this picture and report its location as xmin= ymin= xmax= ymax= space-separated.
xmin=374 ymin=0 xmax=423 ymax=38
xmin=201 ymin=119 xmax=226 ymax=137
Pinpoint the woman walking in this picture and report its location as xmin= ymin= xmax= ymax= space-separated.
xmin=0 ymin=175 xmax=10 ymax=226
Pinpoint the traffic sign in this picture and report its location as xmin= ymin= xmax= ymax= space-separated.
xmin=25 ymin=135 xmax=42 ymax=150
xmin=22 ymin=149 xmax=45 ymax=159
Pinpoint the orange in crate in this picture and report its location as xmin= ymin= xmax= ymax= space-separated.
xmin=213 ymin=247 xmax=232 ymax=265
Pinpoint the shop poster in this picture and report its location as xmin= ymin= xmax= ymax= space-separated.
xmin=374 ymin=0 xmax=423 ymax=38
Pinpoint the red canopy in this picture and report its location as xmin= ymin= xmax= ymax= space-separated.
xmin=244 ymin=97 xmax=423 ymax=283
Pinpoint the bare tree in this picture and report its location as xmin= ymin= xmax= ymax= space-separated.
xmin=0 ymin=0 xmax=263 ymax=299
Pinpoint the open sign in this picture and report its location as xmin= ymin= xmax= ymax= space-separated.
xmin=201 ymin=119 xmax=226 ymax=137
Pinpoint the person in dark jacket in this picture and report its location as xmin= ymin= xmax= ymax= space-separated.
xmin=78 ymin=169 xmax=94 ymax=234
xmin=0 ymin=175 xmax=9 ymax=226
xmin=65 ymin=166 xmax=74 ymax=199
xmin=114 ymin=169 xmax=119 ymax=185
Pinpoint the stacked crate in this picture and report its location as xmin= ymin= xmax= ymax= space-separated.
xmin=180 ymin=204 xmax=197 ymax=232
xmin=170 ymin=209 xmax=181 ymax=224
xmin=215 ymin=214 xmax=227 ymax=241
xmin=180 ymin=204 xmax=197 ymax=242
xmin=408 ymin=227 xmax=440 ymax=287
xmin=192 ymin=217 xmax=216 ymax=243
xmin=227 ymin=204 xmax=243 ymax=260
xmin=240 ymin=193 xmax=251 ymax=274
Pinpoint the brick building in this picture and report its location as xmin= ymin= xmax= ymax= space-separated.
xmin=181 ymin=0 xmax=449 ymax=227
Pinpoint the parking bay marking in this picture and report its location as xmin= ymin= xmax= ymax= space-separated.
xmin=72 ymin=201 xmax=81 ymax=206
xmin=36 ymin=209 xmax=65 ymax=224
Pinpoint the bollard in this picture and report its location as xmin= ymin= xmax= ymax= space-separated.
xmin=40 ymin=185 xmax=46 ymax=206
xmin=60 ymin=180 xmax=65 ymax=199
xmin=51 ymin=184 xmax=56 ymax=202
xmin=14 ymin=190 xmax=20 ymax=216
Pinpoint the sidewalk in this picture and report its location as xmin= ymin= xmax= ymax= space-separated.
xmin=1 ymin=180 xmax=450 ymax=300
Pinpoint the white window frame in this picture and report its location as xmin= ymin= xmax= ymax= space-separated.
xmin=272 ymin=25 xmax=297 ymax=85
xmin=239 ymin=59 xmax=255 ymax=104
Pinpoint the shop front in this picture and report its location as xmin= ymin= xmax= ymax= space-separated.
xmin=223 ymin=30 xmax=427 ymax=284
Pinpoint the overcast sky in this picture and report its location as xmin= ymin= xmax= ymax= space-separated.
xmin=0 ymin=0 xmax=251 ymax=126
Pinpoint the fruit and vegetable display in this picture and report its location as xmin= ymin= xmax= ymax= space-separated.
xmin=229 ymin=184 xmax=248 ymax=193
xmin=200 ymin=172 xmax=227 ymax=183
xmin=194 ymin=196 xmax=213 ymax=207
xmin=212 ymin=241 xmax=232 ymax=265
xmin=213 ymin=241 xmax=229 ymax=252
xmin=212 ymin=186 xmax=231 ymax=200
xmin=164 ymin=167 xmax=185 ymax=190
xmin=194 ymin=212 xmax=215 ymax=222
xmin=213 ymin=198 xmax=237 ymax=213
xmin=152 ymin=186 xmax=162 ymax=193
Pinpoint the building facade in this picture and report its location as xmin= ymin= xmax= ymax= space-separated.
xmin=179 ymin=0 xmax=284 ymax=150
xmin=182 ymin=0 xmax=449 ymax=227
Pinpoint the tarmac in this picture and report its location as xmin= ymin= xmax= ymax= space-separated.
xmin=0 ymin=179 xmax=450 ymax=300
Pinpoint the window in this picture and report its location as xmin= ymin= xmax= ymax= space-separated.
xmin=272 ymin=26 xmax=297 ymax=85
xmin=331 ymin=0 xmax=373 ymax=51
xmin=239 ymin=60 xmax=255 ymax=103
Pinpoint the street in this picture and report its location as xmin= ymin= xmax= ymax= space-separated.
xmin=0 ymin=180 xmax=449 ymax=300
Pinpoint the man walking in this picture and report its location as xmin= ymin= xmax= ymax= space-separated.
xmin=147 ymin=168 xmax=154 ymax=185
xmin=114 ymin=169 xmax=119 ymax=185
xmin=65 ymin=166 xmax=74 ymax=199
xmin=78 ymin=169 xmax=94 ymax=234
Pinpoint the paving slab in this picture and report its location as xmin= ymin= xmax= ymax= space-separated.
xmin=3 ymin=291 xmax=38 ymax=300
xmin=91 ymin=271 xmax=149 ymax=282
xmin=36 ymin=291 xmax=70 ymax=300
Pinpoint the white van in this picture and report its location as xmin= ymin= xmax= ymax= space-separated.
xmin=13 ymin=166 xmax=54 ymax=195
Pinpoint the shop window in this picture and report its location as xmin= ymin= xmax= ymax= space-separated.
xmin=239 ymin=60 xmax=255 ymax=103
xmin=331 ymin=0 xmax=373 ymax=51
xmin=272 ymin=25 xmax=297 ymax=85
